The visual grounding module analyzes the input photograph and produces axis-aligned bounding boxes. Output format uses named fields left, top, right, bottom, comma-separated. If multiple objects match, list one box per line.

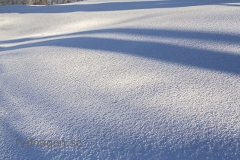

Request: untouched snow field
left=1, top=0, right=240, bottom=159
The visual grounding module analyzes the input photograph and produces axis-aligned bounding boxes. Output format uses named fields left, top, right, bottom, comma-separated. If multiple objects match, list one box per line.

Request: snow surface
left=0, top=0, right=240, bottom=159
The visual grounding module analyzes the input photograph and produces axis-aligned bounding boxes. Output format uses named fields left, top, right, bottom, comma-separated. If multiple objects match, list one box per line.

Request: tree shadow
left=2, top=78, right=240, bottom=159
left=1, top=28, right=240, bottom=44
left=1, top=26, right=240, bottom=159
left=1, top=28, right=240, bottom=75
left=0, top=64, right=4, bottom=74
left=0, top=120, right=47, bottom=160
left=0, top=0, right=239, bottom=14
left=160, top=137, right=240, bottom=160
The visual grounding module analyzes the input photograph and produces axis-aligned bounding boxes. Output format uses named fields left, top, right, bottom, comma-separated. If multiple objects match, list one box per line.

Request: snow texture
left=0, top=0, right=240, bottom=159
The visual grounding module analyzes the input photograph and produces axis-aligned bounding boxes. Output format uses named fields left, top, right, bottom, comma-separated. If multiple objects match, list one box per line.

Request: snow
left=0, top=0, right=240, bottom=159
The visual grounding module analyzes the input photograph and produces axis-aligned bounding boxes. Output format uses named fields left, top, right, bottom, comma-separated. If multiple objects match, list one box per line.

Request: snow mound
left=0, top=0, right=240, bottom=159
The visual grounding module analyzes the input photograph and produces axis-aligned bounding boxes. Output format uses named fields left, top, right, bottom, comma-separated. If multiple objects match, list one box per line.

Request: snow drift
left=0, top=0, right=240, bottom=159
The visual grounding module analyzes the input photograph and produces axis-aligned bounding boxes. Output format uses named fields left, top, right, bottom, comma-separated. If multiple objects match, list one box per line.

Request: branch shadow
left=0, top=0, right=240, bottom=14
